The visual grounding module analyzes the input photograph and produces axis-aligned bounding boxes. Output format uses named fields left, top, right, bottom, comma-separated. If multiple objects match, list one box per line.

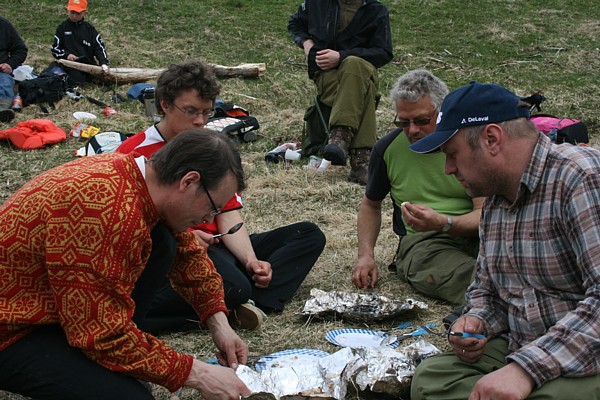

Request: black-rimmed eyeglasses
left=173, top=103, right=215, bottom=119
left=393, top=113, right=435, bottom=128
left=199, top=179, right=222, bottom=217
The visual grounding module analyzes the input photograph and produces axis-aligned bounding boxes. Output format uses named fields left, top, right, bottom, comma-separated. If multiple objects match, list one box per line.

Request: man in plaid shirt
left=409, top=82, right=600, bottom=399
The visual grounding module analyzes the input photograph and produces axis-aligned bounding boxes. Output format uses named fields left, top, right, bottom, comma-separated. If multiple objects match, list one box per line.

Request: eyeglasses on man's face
left=393, top=113, right=436, bottom=128
left=173, top=103, right=215, bottom=119
left=199, top=179, right=222, bottom=217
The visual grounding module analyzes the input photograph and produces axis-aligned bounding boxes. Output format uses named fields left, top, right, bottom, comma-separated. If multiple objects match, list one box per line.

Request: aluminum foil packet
left=302, top=289, right=428, bottom=321
left=238, top=339, right=439, bottom=400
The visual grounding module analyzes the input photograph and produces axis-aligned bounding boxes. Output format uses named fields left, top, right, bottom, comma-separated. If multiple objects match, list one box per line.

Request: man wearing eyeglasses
left=288, top=0, right=393, bottom=185
left=351, top=69, right=482, bottom=306
left=0, top=130, right=252, bottom=399
left=118, top=61, right=326, bottom=333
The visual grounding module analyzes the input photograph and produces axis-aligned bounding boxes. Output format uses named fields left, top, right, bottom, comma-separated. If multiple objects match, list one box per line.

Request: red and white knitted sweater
left=0, top=153, right=227, bottom=391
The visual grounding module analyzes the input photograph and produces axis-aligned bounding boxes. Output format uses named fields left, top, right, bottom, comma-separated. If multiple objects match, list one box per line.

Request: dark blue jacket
left=288, top=0, right=393, bottom=78
left=0, top=17, right=28, bottom=70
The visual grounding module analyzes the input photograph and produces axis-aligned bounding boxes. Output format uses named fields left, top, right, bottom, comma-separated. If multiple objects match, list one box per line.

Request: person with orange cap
left=51, top=0, right=110, bottom=85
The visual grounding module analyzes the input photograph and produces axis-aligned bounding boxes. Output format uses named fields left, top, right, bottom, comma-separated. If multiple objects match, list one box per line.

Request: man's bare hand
left=302, top=39, right=315, bottom=58
left=469, top=363, right=535, bottom=400
left=247, top=260, right=272, bottom=288
left=192, top=229, right=214, bottom=248
left=402, top=203, right=446, bottom=232
left=206, top=312, right=248, bottom=369
left=315, top=49, right=341, bottom=70
left=448, top=315, right=487, bottom=362
left=184, top=359, right=251, bottom=400
left=352, top=256, right=378, bottom=289
left=0, top=63, right=12, bottom=74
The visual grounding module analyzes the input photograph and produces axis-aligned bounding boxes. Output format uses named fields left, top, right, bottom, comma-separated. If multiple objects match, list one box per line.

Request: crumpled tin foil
left=302, top=289, right=428, bottom=321
left=238, top=339, right=439, bottom=400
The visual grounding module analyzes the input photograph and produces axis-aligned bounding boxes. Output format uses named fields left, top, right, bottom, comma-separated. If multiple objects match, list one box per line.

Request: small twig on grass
left=499, top=60, right=539, bottom=67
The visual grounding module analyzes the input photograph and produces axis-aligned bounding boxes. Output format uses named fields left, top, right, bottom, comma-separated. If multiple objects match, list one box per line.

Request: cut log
left=56, top=60, right=266, bottom=83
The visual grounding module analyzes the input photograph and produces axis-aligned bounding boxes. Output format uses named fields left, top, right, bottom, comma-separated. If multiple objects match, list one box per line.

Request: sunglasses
left=393, top=113, right=435, bottom=128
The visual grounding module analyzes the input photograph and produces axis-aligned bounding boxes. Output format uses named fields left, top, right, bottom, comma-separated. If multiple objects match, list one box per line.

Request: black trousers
left=137, top=221, right=326, bottom=333
left=0, top=223, right=176, bottom=399
left=0, top=326, right=154, bottom=400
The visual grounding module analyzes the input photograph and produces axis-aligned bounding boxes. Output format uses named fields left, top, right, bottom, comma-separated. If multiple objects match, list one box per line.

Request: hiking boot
left=228, top=300, right=266, bottom=331
left=347, top=148, right=371, bottom=185
left=0, top=99, right=15, bottom=123
left=323, top=126, right=353, bottom=165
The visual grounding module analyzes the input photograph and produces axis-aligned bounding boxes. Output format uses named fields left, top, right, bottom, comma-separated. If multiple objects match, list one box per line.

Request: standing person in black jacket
left=0, top=17, right=28, bottom=123
left=51, top=0, right=110, bottom=85
left=288, top=0, right=393, bottom=185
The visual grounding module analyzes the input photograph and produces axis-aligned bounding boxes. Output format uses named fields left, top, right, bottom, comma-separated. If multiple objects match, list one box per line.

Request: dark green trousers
left=313, top=56, right=378, bottom=149
left=395, top=231, right=478, bottom=306
left=412, top=338, right=600, bottom=399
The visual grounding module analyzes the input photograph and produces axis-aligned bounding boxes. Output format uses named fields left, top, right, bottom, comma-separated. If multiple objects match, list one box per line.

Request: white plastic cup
left=317, top=159, right=331, bottom=172
left=284, top=149, right=301, bottom=161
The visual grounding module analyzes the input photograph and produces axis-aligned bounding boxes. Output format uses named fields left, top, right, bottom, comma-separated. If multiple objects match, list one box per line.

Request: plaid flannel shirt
left=466, top=134, right=600, bottom=387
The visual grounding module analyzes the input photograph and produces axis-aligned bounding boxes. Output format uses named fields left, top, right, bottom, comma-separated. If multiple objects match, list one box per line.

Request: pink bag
left=530, top=114, right=589, bottom=145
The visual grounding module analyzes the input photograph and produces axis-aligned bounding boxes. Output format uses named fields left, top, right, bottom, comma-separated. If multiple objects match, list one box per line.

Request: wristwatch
left=441, top=216, right=453, bottom=232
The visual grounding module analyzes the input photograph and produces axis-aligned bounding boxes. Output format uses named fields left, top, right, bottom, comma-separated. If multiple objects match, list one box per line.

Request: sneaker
left=347, top=148, right=371, bottom=185
left=323, top=126, right=353, bottom=165
left=229, top=300, right=266, bottom=330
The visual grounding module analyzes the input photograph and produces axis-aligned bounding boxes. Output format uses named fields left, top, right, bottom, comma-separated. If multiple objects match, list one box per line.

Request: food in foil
left=302, top=289, right=428, bottom=321
left=238, top=339, right=439, bottom=399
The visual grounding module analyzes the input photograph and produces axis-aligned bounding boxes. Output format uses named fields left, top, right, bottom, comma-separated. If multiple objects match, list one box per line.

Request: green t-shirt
left=382, top=132, right=473, bottom=234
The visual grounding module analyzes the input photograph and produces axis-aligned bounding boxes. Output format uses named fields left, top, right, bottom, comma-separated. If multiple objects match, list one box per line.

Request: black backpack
left=205, top=102, right=259, bottom=143
left=18, top=73, right=68, bottom=113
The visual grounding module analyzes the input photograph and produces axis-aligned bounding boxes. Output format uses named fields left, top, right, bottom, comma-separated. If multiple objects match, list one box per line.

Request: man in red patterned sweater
left=0, top=130, right=252, bottom=399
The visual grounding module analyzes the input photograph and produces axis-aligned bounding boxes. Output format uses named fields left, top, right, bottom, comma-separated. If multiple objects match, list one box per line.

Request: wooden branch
left=56, top=59, right=266, bottom=83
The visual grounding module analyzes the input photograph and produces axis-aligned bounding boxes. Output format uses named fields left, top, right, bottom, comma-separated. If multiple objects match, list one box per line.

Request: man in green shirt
left=352, top=70, right=482, bottom=306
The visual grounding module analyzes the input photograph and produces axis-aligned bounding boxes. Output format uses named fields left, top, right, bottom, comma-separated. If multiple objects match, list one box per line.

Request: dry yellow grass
left=1, top=0, right=598, bottom=398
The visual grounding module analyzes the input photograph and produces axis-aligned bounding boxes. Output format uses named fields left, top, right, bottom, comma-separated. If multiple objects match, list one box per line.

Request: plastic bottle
left=11, top=93, right=22, bottom=111
left=264, top=142, right=300, bottom=163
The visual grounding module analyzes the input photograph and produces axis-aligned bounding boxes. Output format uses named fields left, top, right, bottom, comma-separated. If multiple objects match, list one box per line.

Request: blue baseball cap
left=409, top=82, right=531, bottom=153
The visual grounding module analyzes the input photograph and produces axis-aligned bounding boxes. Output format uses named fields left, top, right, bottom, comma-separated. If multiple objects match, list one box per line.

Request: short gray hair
left=390, top=69, right=449, bottom=111
left=462, top=118, right=538, bottom=150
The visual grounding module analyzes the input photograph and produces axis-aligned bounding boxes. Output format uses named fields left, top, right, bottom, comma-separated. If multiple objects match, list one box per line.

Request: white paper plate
left=325, top=328, right=399, bottom=349
left=73, top=111, right=97, bottom=120
left=254, top=348, right=329, bottom=372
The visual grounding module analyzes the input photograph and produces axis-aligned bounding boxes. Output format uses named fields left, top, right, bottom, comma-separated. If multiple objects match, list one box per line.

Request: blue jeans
left=0, top=72, right=15, bottom=102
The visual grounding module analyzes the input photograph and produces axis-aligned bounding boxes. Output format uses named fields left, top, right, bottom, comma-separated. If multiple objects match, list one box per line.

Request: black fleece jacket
left=0, top=17, right=28, bottom=70
left=288, top=0, right=393, bottom=78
